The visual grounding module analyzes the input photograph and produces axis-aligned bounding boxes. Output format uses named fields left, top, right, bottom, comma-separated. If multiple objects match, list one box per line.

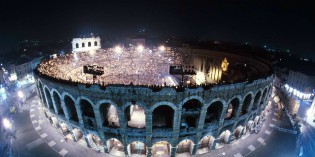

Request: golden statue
left=221, top=58, right=229, bottom=72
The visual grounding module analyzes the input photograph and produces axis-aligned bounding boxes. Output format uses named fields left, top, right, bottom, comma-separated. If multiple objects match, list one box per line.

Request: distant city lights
left=114, top=46, right=122, bottom=53
left=137, top=45, right=144, bottom=52
left=284, top=84, right=312, bottom=100
left=159, top=45, right=166, bottom=51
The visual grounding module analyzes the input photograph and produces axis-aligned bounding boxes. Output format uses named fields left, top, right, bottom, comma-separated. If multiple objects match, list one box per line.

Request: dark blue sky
left=0, top=0, right=314, bottom=58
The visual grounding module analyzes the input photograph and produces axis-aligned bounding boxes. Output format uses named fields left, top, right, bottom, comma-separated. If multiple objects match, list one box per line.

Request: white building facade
left=72, top=37, right=101, bottom=52
left=285, top=70, right=315, bottom=99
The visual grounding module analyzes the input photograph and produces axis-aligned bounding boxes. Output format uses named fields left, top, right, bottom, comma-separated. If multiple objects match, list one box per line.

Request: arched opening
left=205, top=101, right=223, bottom=124
left=125, top=103, right=146, bottom=128
left=87, top=134, right=104, bottom=151
left=88, top=42, right=91, bottom=47
left=82, top=43, right=85, bottom=47
left=225, top=98, right=240, bottom=120
left=107, top=138, right=124, bottom=156
left=247, top=120, right=254, bottom=133
left=152, top=141, right=171, bottom=156
left=241, top=94, right=252, bottom=115
left=75, top=43, right=79, bottom=48
left=100, top=103, right=120, bottom=128
left=44, top=88, right=54, bottom=112
left=128, top=141, right=147, bottom=156
left=152, top=105, right=174, bottom=128
left=64, top=95, right=78, bottom=122
left=196, top=136, right=215, bottom=155
left=219, top=130, right=231, bottom=143
left=94, top=41, right=98, bottom=46
left=53, top=91, right=64, bottom=116
left=181, top=99, right=202, bottom=130
left=176, top=140, right=194, bottom=156
left=233, top=125, right=244, bottom=139
left=80, top=99, right=96, bottom=128
left=72, top=128, right=87, bottom=146
left=252, top=91, right=262, bottom=110
left=60, top=122, right=71, bottom=137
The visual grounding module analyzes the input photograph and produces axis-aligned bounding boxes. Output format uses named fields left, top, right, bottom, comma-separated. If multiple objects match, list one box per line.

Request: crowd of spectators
left=37, top=48, right=184, bottom=86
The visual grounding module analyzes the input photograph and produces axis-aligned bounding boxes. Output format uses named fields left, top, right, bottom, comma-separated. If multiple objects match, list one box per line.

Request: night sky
left=0, top=0, right=314, bottom=59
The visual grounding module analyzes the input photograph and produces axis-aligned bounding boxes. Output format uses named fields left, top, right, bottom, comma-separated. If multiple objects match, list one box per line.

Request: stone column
left=60, top=99, right=70, bottom=120
left=171, top=110, right=181, bottom=157
left=75, top=105, right=84, bottom=125
left=93, top=108, right=103, bottom=130
left=145, top=109, right=152, bottom=155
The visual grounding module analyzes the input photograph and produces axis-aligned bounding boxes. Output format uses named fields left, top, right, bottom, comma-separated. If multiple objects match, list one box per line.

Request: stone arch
left=44, top=87, right=54, bottom=112
left=176, top=139, right=194, bottom=155
left=240, top=92, right=253, bottom=115
left=152, top=105, right=174, bottom=128
left=63, top=93, right=78, bottom=122
left=152, top=141, right=171, bottom=156
left=106, top=138, right=124, bottom=156
left=88, top=42, right=91, bottom=47
left=252, top=90, right=262, bottom=110
left=205, top=99, right=224, bottom=124
left=94, top=41, right=98, bottom=46
left=123, top=101, right=146, bottom=128
left=82, top=42, right=85, bottom=47
left=97, top=100, right=121, bottom=128
left=127, top=141, right=147, bottom=156
left=179, top=96, right=204, bottom=109
left=196, top=135, right=215, bottom=155
left=181, top=98, right=202, bottom=128
left=86, top=133, right=104, bottom=151
left=219, top=130, right=231, bottom=143
left=51, top=89, right=65, bottom=116
left=225, top=97, right=241, bottom=119
left=79, top=98, right=96, bottom=128
left=76, top=43, right=79, bottom=48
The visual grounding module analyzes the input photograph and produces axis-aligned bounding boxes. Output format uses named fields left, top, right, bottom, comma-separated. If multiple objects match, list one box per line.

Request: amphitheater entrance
left=196, top=135, right=215, bottom=155
left=240, top=94, right=252, bottom=115
left=181, top=99, right=201, bottom=131
left=125, top=104, right=146, bottom=128
left=72, top=128, right=87, bottom=146
left=233, top=125, right=244, bottom=139
left=128, top=141, right=147, bottom=156
left=205, top=101, right=223, bottom=125
left=176, top=140, right=194, bottom=156
left=86, top=134, right=104, bottom=152
left=53, top=92, right=65, bottom=117
left=64, top=95, right=78, bottom=122
left=100, top=103, right=120, bottom=127
left=152, top=105, right=174, bottom=128
left=59, top=122, right=71, bottom=137
left=219, top=130, right=231, bottom=143
left=106, top=138, right=124, bottom=156
left=80, top=100, right=96, bottom=129
left=152, top=141, right=171, bottom=157
left=225, top=98, right=240, bottom=120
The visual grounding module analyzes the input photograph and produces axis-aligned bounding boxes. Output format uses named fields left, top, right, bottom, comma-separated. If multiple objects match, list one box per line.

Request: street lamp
left=17, top=91, right=24, bottom=98
left=114, top=46, right=122, bottom=54
left=159, top=45, right=165, bottom=51
left=3, top=118, right=12, bottom=130
left=137, top=45, right=144, bottom=52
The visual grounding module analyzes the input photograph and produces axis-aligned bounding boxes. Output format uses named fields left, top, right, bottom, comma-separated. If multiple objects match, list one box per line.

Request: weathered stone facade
left=34, top=72, right=274, bottom=156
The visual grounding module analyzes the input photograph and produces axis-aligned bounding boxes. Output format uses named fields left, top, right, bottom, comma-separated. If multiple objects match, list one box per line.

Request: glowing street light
left=137, top=45, right=144, bottom=52
left=3, top=118, right=11, bottom=129
left=114, top=46, right=122, bottom=53
left=159, top=45, right=166, bottom=51
left=17, top=91, right=24, bottom=98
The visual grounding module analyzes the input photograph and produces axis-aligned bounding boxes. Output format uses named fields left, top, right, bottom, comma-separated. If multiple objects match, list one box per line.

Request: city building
left=34, top=39, right=274, bottom=157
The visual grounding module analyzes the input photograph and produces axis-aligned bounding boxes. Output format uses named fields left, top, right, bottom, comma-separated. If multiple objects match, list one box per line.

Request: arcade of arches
left=38, top=81, right=271, bottom=156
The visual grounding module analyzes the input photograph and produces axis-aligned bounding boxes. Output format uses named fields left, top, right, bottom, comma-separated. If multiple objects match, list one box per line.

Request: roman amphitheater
left=34, top=37, right=274, bottom=157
